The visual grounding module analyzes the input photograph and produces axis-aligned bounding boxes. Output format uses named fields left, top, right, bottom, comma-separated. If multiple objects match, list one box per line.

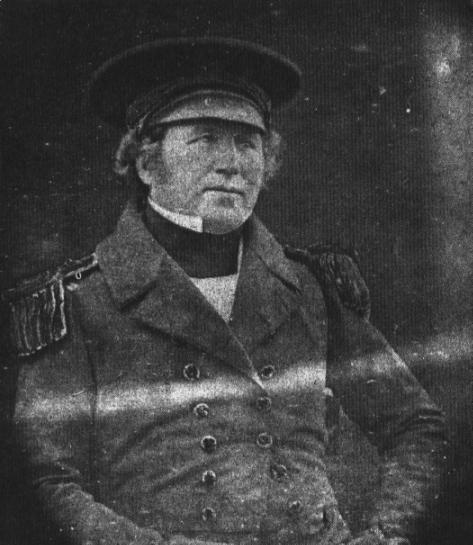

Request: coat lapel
left=230, top=217, right=302, bottom=355
left=96, top=204, right=263, bottom=386
left=130, top=256, right=263, bottom=386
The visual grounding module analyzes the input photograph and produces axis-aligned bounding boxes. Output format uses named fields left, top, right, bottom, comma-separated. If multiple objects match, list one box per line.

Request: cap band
left=127, top=73, right=271, bottom=132
left=139, top=90, right=267, bottom=134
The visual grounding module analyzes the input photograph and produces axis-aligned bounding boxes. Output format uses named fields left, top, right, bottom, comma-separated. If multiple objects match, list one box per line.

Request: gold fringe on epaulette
left=284, top=245, right=371, bottom=320
left=8, top=277, right=67, bottom=357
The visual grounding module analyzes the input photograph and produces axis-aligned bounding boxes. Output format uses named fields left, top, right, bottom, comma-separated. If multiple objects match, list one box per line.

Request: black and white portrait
left=1, top=2, right=472, bottom=545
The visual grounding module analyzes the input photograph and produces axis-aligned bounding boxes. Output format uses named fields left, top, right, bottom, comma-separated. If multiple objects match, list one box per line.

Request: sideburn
left=127, top=167, right=149, bottom=212
left=133, top=144, right=171, bottom=211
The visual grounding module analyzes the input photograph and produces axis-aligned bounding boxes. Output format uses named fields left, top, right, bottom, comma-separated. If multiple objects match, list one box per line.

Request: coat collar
left=96, top=203, right=302, bottom=384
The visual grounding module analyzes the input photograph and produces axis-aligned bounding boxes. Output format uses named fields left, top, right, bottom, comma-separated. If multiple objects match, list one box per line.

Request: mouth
left=205, top=187, right=244, bottom=196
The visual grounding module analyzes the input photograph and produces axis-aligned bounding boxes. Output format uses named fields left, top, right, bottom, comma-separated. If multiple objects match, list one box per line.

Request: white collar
left=147, top=197, right=204, bottom=233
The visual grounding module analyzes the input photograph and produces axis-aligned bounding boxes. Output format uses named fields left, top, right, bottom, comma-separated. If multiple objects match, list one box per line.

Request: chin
left=202, top=208, right=249, bottom=235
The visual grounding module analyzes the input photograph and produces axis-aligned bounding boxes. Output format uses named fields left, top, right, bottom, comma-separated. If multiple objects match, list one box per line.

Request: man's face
left=140, top=120, right=265, bottom=234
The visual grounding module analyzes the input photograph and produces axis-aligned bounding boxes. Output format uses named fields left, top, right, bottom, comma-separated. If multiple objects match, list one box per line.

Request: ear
left=136, top=155, right=153, bottom=187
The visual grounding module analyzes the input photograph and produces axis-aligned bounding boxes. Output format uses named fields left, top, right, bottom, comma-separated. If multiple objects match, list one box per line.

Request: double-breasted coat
left=12, top=203, right=447, bottom=545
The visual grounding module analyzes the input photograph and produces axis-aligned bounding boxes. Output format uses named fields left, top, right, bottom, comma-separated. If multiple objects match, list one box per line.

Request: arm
left=12, top=290, right=223, bottom=545
left=327, top=307, right=448, bottom=544
left=286, top=247, right=449, bottom=545
left=13, top=293, right=164, bottom=545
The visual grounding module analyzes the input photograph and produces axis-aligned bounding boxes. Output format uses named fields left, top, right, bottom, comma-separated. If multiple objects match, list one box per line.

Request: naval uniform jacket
left=13, top=204, right=447, bottom=545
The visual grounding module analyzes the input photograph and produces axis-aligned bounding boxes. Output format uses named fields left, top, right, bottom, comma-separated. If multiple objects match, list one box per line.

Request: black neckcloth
left=144, top=203, right=243, bottom=278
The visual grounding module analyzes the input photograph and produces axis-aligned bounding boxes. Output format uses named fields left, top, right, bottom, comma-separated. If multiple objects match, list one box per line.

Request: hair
left=114, top=122, right=283, bottom=209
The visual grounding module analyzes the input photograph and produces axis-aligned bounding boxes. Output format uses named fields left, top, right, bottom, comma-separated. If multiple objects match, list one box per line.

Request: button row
left=192, top=396, right=271, bottom=419
left=200, top=499, right=304, bottom=523
left=200, top=433, right=275, bottom=452
left=199, top=463, right=286, bottom=489
left=183, top=364, right=277, bottom=382
left=187, top=360, right=290, bottom=526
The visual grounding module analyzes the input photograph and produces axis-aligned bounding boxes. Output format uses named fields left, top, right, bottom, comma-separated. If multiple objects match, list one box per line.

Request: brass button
left=201, top=469, right=217, bottom=486
left=183, top=363, right=200, bottom=381
left=288, top=500, right=303, bottom=515
left=256, top=432, right=273, bottom=449
left=256, top=396, right=272, bottom=411
left=270, top=463, right=288, bottom=479
left=259, top=365, right=275, bottom=380
left=201, top=507, right=217, bottom=522
left=193, top=403, right=210, bottom=417
left=200, top=435, right=217, bottom=453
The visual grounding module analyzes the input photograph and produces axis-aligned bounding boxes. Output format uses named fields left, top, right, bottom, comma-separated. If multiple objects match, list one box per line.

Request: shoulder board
left=284, top=244, right=370, bottom=319
left=1, top=253, right=99, bottom=357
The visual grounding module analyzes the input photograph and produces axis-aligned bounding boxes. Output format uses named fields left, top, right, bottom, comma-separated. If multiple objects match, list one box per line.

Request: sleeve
left=12, top=292, right=164, bottom=545
left=321, top=259, right=449, bottom=544
left=285, top=246, right=449, bottom=544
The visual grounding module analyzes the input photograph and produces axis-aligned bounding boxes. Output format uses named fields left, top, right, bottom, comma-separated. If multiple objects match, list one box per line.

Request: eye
left=188, top=133, right=216, bottom=145
left=235, top=134, right=259, bottom=150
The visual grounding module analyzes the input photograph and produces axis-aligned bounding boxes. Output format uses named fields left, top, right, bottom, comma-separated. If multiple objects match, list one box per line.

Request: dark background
left=1, top=0, right=472, bottom=543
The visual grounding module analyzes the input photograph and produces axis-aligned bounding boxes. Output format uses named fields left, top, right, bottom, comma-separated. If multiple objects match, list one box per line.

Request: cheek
left=243, top=154, right=265, bottom=183
left=166, top=149, right=210, bottom=183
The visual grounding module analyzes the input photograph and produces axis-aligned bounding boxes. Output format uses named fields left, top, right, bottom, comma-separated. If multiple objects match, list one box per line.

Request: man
left=6, top=38, right=447, bottom=545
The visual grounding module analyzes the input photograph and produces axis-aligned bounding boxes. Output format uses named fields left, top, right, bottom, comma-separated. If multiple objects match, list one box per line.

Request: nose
left=214, top=139, right=241, bottom=177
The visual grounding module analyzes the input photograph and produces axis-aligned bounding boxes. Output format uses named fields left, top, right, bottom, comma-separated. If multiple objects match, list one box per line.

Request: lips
left=205, top=187, right=244, bottom=195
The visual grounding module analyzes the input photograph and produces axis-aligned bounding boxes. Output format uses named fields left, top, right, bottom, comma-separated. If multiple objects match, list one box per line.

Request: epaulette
left=284, top=244, right=370, bottom=319
left=1, top=253, right=99, bottom=357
